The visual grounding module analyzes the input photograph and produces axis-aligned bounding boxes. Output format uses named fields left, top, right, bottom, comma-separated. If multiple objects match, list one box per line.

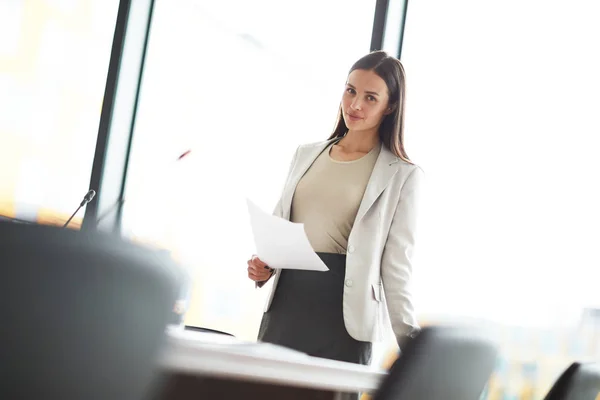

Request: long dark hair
left=328, top=51, right=410, bottom=162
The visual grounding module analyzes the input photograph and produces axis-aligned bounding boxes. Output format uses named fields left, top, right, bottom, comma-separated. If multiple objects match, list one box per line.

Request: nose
left=350, top=97, right=362, bottom=111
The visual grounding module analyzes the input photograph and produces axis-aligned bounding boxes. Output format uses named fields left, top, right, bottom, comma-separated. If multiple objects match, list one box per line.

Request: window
left=122, top=0, right=377, bottom=340
left=0, top=1, right=118, bottom=228
left=403, top=0, right=600, bottom=324
left=401, top=0, right=600, bottom=396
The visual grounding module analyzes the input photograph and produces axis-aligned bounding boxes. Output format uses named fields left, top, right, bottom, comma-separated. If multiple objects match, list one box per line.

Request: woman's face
left=341, top=69, right=391, bottom=134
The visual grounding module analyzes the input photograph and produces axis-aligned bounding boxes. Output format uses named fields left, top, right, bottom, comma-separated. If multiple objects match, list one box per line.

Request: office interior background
left=1, top=0, right=599, bottom=398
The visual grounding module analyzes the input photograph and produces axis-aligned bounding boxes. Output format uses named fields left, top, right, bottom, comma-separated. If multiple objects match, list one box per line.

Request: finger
left=248, top=267, right=268, bottom=279
left=248, top=264, right=262, bottom=274
left=248, top=268, right=260, bottom=280
left=248, top=271, right=269, bottom=282
left=249, top=269, right=269, bottom=281
left=254, top=260, right=271, bottom=270
left=250, top=262, right=270, bottom=273
left=252, top=257, right=269, bottom=268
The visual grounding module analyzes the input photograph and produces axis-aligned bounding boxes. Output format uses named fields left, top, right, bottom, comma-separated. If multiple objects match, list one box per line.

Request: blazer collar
left=354, top=143, right=400, bottom=223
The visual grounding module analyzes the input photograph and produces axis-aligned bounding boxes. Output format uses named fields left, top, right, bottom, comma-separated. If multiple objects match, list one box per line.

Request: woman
left=247, top=50, right=422, bottom=368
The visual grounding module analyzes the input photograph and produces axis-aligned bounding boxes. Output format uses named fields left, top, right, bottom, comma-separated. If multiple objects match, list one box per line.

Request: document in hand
left=246, top=199, right=329, bottom=271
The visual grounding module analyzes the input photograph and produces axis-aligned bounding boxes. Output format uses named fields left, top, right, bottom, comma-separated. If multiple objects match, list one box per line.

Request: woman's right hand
left=247, top=256, right=273, bottom=282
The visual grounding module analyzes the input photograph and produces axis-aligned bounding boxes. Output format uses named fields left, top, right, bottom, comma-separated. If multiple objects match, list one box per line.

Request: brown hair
left=328, top=50, right=410, bottom=162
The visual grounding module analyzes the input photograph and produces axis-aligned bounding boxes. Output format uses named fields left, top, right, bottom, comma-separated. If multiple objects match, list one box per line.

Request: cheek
left=365, top=105, right=387, bottom=123
left=341, top=95, right=351, bottom=111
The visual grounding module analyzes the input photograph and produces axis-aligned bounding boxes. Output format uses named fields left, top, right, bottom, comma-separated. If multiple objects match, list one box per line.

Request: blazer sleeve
left=380, top=166, right=423, bottom=343
left=256, top=146, right=300, bottom=289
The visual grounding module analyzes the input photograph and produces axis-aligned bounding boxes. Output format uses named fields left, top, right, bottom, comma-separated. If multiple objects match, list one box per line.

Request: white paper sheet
left=246, top=199, right=329, bottom=271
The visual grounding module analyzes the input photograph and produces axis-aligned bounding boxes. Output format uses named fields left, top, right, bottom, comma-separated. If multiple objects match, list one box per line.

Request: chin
left=343, top=118, right=359, bottom=128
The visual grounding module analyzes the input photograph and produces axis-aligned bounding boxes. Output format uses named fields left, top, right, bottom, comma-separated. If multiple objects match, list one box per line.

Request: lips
left=346, top=112, right=362, bottom=121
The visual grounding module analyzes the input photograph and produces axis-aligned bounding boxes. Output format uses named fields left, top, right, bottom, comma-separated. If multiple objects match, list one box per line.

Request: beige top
left=290, top=142, right=381, bottom=254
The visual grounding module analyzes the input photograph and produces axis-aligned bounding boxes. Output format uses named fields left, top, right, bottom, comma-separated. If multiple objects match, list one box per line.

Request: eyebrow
left=347, top=83, right=380, bottom=97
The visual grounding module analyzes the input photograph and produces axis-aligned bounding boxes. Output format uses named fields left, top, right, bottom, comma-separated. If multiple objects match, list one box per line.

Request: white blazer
left=260, top=137, right=423, bottom=344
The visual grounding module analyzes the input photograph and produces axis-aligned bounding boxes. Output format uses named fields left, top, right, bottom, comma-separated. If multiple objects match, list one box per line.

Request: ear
left=384, top=103, right=397, bottom=115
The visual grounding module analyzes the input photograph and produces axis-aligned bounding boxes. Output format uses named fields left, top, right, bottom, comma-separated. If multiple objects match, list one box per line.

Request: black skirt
left=257, top=253, right=372, bottom=366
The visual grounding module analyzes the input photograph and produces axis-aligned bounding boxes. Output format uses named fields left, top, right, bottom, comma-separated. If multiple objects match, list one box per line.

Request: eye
left=346, top=87, right=356, bottom=95
left=367, top=95, right=376, bottom=102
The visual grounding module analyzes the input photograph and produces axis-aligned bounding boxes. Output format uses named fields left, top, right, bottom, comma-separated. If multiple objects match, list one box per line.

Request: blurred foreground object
left=543, top=362, right=600, bottom=400
left=0, top=221, right=181, bottom=399
left=372, top=326, right=498, bottom=400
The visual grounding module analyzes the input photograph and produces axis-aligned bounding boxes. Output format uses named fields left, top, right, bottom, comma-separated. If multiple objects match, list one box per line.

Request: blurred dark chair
left=543, top=362, right=600, bottom=400
left=0, top=221, right=181, bottom=400
left=373, top=326, right=498, bottom=400
left=185, top=325, right=234, bottom=337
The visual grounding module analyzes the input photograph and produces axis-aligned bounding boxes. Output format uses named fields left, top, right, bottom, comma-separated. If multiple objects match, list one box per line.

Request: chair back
left=0, top=221, right=180, bottom=400
left=373, top=326, right=498, bottom=400
left=543, top=362, right=600, bottom=400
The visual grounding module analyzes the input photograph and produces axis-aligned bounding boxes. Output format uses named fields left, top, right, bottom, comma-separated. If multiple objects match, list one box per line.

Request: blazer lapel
left=280, top=138, right=340, bottom=220
left=354, top=145, right=401, bottom=224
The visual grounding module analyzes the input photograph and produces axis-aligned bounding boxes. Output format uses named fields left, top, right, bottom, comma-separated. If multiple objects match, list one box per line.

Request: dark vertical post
left=82, top=0, right=155, bottom=234
left=371, top=0, right=390, bottom=51
left=370, top=0, right=410, bottom=58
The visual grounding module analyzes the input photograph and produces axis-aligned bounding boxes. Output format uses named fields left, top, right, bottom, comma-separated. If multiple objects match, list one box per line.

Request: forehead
left=346, top=69, right=388, bottom=94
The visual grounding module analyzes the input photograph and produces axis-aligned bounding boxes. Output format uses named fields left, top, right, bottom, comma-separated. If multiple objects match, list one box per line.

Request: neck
left=338, top=129, right=380, bottom=153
